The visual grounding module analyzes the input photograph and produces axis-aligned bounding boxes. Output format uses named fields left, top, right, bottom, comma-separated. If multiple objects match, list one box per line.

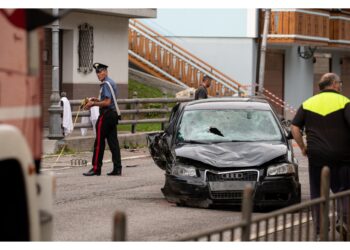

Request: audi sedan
left=147, top=97, right=301, bottom=208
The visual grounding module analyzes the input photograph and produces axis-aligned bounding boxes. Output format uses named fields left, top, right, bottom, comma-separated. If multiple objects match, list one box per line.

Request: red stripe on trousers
left=93, top=114, right=104, bottom=172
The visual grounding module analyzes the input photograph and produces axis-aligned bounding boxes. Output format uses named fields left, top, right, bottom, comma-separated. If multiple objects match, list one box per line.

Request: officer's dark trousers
left=308, top=151, right=350, bottom=234
left=92, top=109, right=122, bottom=172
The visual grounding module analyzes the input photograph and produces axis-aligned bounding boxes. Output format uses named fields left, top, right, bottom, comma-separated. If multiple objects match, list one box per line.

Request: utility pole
left=48, top=8, right=63, bottom=139
left=258, top=9, right=271, bottom=95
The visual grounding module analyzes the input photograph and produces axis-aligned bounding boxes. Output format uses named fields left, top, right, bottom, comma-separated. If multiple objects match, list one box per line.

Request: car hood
left=175, top=142, right=287, bottom=168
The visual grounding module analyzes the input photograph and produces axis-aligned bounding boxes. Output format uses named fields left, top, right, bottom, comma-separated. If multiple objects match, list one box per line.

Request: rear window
left=177, top=109, right=282, bottom=142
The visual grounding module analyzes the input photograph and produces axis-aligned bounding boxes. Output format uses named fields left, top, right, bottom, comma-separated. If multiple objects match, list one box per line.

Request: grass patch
left=55, top=145, right=76, bottom=155
left=128, top=79, right=174, bottom=99
left=120, top=79, right=174, bottom=132
left=127, top=79, right=175, bottom=115
left=118, top=123, right=162, bottom=132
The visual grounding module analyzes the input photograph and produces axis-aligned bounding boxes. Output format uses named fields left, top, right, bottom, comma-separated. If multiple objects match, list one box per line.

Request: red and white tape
left=251, top=83, right=297, bottom=114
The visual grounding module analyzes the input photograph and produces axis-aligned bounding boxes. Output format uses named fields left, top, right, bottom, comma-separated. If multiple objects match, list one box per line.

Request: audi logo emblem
left=222, top=173, right=244, bottom=179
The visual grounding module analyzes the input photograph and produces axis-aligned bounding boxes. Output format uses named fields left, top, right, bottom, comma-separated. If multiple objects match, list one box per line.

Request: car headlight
left=267, top=163, right=295, bottom=176
left=171, top=164, right=197, bottom=177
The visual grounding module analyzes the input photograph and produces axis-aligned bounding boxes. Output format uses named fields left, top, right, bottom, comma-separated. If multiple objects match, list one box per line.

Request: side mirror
left=281, top=119, right=292, bottom=128
left=281, top=119, right=293, bottom=140
left=285, top=130, right=293, bottom=140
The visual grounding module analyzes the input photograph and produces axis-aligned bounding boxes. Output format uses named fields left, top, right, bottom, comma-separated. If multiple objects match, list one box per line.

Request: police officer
left=291, top=72, right=350, bottom=239
left=83, top=63, right=123, bottom=176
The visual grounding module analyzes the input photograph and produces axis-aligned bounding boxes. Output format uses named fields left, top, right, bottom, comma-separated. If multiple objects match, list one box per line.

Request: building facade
left=140, top=9, right=259, bottom=88
left=43, top=9, right=156, bottom=127
left=265, top=9, right=350, bottom=118
left=139, top=9, right=350, bottom=118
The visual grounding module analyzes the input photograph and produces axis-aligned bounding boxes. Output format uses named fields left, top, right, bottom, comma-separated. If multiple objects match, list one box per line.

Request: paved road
left=46, top=146, right=310, bottom=241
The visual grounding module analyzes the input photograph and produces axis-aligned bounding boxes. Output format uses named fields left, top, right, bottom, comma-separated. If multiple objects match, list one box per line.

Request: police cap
left=93, top=62, right=108, bottom=73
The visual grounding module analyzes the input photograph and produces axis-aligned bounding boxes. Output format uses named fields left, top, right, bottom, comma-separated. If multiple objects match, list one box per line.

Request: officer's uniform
left=292, top=89, right=350, bottom=233
left=84, top=63, right=122, bottom=176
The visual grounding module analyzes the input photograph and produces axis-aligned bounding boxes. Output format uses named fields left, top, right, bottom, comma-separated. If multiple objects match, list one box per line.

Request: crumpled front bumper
left=162, top=173, right=301, bottom=208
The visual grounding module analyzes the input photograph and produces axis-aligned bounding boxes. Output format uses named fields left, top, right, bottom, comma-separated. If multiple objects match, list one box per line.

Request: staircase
left=128, top=19, right=245, bottom=96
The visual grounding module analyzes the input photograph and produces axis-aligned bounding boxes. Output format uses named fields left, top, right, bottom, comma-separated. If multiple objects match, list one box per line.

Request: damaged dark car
left=147, top=97, right=301, bottom=208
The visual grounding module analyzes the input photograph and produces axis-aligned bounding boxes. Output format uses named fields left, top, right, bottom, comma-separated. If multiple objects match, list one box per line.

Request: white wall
left=60, top=12, right=129, bottom=85
left=332, top=52, right=341, bottom=76
left=167, top=37, right=257, bottom=85
left=139, top=9, right=258, bottom=88
left=284, top=45, right=314, bottom=119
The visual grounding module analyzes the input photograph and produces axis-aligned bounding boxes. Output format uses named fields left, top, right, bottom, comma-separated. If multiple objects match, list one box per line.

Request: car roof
left=183, top=97, right=273, bottom=111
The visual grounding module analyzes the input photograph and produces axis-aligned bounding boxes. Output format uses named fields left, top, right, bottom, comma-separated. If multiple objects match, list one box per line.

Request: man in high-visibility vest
left=291, top=73, right=350, bottom=240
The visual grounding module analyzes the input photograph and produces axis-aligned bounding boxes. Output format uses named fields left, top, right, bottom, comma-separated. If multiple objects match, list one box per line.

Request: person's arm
left=291, top=125, right=307, bottom=156
left=85, top=98, right=111, bottom=109
left=345, top=102, right=350, bottom=127
left=85, top=84, right=112, bottom=109
left=291, top=105, right=307, bottom=156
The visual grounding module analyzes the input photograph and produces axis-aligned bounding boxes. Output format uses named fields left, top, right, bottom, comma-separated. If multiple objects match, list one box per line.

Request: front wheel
left=296, top=185, right=302, bottom=203
left=176, top=201, right=186, bottom=207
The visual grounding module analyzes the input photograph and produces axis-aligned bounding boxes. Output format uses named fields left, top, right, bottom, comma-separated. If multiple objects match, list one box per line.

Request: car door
left=147, top=132, right=169, bottom=170
left=147, top=103, right=182, bottom=171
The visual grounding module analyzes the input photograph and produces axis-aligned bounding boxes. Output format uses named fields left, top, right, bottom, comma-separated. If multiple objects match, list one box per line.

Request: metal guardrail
left=61, top=95, right=194, bottom=134
left=112, top=167, right=350, bottom=241
left=180, top=167, right=350, bottom=242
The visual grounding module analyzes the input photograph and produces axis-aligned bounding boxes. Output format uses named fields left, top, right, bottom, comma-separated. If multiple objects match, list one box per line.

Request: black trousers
left=308, top=151, right=350, bottom=233
left=92, top=109, right=122, bottom=172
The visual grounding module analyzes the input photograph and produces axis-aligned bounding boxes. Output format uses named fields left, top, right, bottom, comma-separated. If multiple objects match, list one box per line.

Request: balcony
left=330, top=11, right=350, bottom=47
left=261, top=9, right=350, bottom=48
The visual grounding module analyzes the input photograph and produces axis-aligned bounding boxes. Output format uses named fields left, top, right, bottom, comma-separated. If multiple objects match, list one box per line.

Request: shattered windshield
left=177, top=109, right=282, bottom=142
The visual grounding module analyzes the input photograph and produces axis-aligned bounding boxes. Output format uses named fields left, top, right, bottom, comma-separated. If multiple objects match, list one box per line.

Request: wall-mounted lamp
left=298, top=46, right=317, bottom=60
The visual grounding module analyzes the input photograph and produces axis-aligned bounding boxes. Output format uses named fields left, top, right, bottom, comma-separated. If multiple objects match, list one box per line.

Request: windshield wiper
left=182, top=140, right=208, bottom=144
left=209, top=127, right=224, bottom=137
left=209, top=140, right=246, bottom=143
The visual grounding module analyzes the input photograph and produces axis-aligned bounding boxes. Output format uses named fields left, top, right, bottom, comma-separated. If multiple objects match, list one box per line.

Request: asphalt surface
left=42, top=145, right=311, bottom=241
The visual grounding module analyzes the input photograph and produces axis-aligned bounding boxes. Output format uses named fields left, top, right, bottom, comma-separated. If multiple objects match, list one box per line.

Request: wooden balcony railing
left=262, top=9, right=350, bottom=48
left=128, top=19, right=244, bottom=97
left=330, top=11, right=350, bottom=47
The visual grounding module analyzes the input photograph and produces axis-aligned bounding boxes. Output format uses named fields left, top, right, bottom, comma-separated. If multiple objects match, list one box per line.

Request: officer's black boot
left=83, top=168, right=101, bottom=176
left=107, top=167, right=122, bottom=176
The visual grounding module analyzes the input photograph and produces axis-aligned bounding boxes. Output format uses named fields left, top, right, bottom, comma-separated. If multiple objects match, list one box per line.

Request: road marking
left=42, top=167, right=72, bottom=172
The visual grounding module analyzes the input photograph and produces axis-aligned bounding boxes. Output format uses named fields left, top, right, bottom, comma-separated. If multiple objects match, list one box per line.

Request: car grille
left=210, top=191, right=243, bottom=200
left=206, top=170, right=258, bottom=182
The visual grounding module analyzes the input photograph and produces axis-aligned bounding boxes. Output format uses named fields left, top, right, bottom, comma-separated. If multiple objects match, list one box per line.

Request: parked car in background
left=147, top=97, right=301, bottom=208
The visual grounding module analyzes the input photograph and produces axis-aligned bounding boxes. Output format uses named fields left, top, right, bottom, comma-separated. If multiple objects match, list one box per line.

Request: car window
left=165, top=103, right=182, bottom=135
left=168, top=103, right=180, bottom=122
left=177, top=109, right=282, bottom=142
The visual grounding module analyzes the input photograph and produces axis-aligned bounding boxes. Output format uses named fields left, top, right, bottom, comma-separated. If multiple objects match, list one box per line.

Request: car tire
left=176, top=201, right=187, bottom=207
left=296, top=185, right=302, bottom=203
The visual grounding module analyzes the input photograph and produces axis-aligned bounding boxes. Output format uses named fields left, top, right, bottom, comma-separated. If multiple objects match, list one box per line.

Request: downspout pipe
left=258, top=9, right=271, bottom=95
left=48, top=8, right=63, bottom=139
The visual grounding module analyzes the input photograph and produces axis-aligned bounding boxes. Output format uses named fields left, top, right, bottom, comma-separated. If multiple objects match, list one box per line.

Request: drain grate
left=70, top=159, right=88, bottom=167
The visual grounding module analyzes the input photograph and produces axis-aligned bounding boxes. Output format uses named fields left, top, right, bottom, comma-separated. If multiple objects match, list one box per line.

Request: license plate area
left=209, top=181, right=256, bottom=191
